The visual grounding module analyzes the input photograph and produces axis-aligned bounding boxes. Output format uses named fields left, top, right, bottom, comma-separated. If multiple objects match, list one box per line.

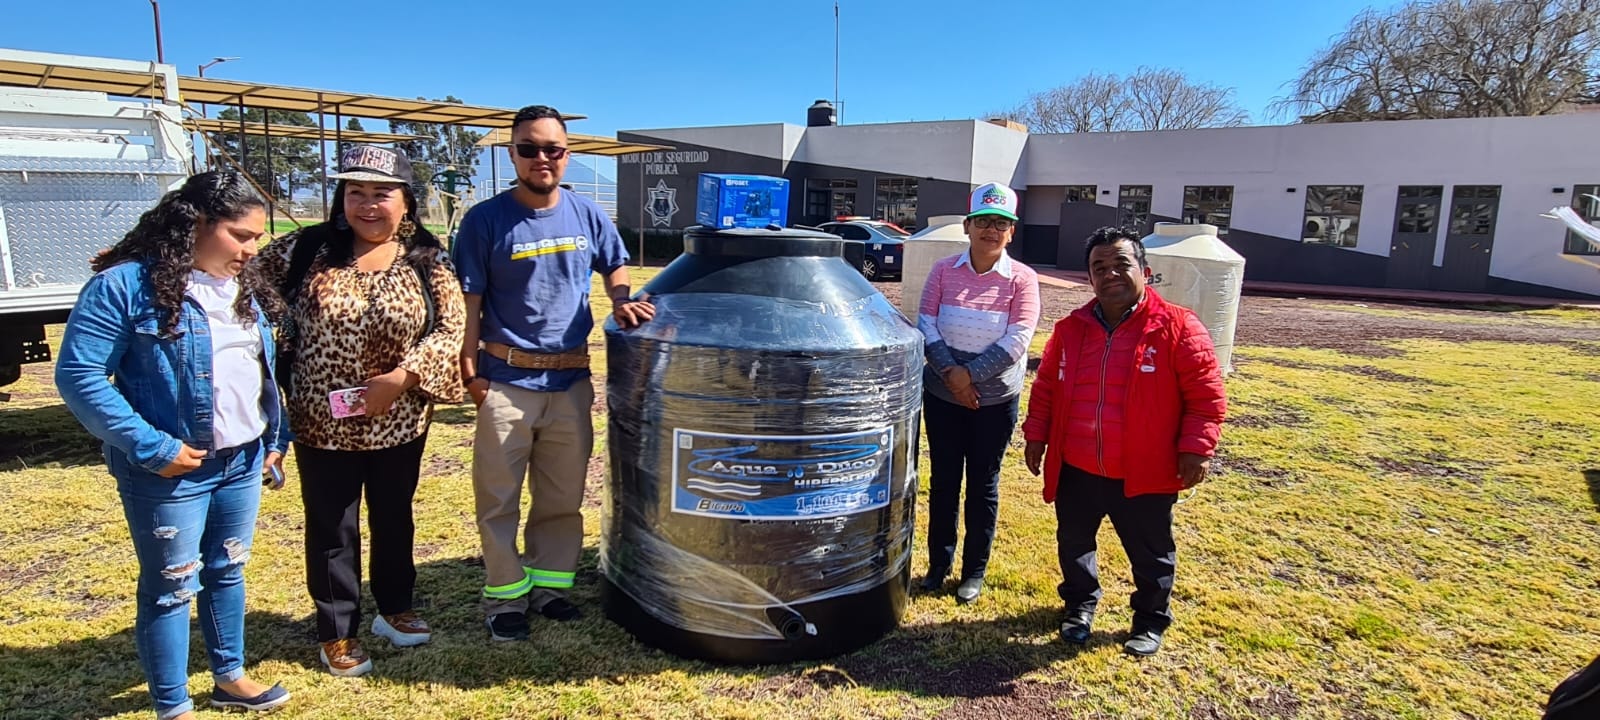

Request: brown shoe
left=373, top=611, right=432, bottom=647
left=319, top=638, right=373, bottom=677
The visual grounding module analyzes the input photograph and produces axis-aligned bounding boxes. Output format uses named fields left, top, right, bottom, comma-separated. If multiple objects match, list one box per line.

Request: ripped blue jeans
left=116, top=439, right=262, bottom=720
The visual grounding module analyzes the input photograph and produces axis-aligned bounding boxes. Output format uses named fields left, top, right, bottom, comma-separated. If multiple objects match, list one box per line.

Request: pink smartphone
left=328, top=387, right=368, bottom=419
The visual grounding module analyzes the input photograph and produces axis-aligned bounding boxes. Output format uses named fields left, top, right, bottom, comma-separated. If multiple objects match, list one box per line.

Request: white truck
left=0, top=50, right=190, bottom=390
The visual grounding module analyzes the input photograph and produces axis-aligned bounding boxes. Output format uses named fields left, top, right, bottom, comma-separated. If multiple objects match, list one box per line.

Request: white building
left=620, top=108, right=1600, bottom=299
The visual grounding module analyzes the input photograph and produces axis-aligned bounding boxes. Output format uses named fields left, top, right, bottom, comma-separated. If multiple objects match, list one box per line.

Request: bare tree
left=1126, top=68, right=1252, bottom=130
left=992, top=68, right=1249, bottom=133
left=1275, top=0, right=1600, bottom=122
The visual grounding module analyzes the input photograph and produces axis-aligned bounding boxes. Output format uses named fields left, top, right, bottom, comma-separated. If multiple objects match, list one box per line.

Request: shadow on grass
left=0, top=402, right=101, bottom=471
left=1585, top=469, right=1600, bottom=513
left=0, top=610, right=311, bottom=720
left=363, top=555, right=1087, bottom=702
left=1, top=550, right=1091, bottom=717
left=430, top=403, right=476, bottom=427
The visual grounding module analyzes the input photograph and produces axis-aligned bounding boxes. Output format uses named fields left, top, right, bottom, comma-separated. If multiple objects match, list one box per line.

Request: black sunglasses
left=514, top=143, right=569, bottom=160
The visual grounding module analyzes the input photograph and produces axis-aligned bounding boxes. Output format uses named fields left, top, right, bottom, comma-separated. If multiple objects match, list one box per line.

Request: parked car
left=818, top=220, right=908, bottom=281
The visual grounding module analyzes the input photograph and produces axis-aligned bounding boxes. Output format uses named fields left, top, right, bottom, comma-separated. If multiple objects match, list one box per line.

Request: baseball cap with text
left=967, top=182, right=1019, bottom=222
left=327, top=144, right=415, bottom=185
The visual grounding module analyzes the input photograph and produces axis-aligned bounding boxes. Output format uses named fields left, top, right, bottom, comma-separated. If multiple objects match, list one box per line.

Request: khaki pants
left=472, top=379, right=594, bottom=616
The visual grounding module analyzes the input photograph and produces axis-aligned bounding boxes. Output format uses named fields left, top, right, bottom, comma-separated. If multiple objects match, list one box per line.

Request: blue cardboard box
left=696, top=173, right=789, bottom=229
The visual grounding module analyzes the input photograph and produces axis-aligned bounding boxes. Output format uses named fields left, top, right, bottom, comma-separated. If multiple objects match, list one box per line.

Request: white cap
left=968, top=182, right=1019, bottom=221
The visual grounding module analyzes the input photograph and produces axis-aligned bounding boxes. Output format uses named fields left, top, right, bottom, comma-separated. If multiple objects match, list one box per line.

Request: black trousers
left=295, top=432, right=426, bottom=642
left=1055, top=462, right=1177, bottom=633
left=923, top=392, right=1019, bottom=581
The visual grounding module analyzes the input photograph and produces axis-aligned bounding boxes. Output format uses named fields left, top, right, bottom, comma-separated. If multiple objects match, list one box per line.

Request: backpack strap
left=410, top=259, right=436, bottom=338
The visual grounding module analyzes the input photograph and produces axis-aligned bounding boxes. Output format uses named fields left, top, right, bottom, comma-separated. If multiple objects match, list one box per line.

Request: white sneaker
left=373, top=612, right=432, bottom=648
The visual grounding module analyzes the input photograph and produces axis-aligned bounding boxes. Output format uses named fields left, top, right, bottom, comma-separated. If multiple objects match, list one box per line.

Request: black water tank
left=602, top=225, right=921, bottom=664
left=807, top=99, right=837, bottom=127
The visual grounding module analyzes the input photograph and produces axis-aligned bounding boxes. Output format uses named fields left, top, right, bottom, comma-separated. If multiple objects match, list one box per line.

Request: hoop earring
left=334, top=213, right=350, bottom=231
left=397, top=217, right=416, bottom=241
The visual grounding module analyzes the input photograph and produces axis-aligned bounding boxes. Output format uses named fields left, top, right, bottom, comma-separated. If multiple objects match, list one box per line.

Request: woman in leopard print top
left=254, top=145, right=464, bottom=677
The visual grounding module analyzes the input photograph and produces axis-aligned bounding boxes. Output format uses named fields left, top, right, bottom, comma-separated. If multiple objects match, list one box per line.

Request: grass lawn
left=2, top=268, right=1598, bottom=719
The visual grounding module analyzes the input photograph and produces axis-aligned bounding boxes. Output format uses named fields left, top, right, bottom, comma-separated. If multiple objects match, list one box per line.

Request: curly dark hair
left=296, top=180, right=443, bottom=270
left=1083, top=225, right=1147, bottom=268
left=92, top=170, right=285, bottom=337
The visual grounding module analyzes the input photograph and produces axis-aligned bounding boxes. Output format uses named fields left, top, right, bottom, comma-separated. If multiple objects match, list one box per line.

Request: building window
left=1183, top=185, right=1233, bottom=235
left=1064, top=185, right=1097, bottom=203
left=1449, top=185, right=1499, bottom=235
left=805, top=178, right=858, bottom=222
left=1564, top=184, right=1600, bottom=255
left=1302, top=185, right=1363, bottom=247
left=1119, top=185, right=1152, bottom=231
left=804, top=186, right=828, bottom=219
left=1398, top=186, right=1443, bottom=200
left=1395, top=186, right=1442, bottom=236
left=875, top=177, right=919, bottom=230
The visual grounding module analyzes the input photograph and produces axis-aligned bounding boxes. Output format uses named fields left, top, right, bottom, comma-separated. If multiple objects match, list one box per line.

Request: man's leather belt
left=483, top=342, right=590, bottom=370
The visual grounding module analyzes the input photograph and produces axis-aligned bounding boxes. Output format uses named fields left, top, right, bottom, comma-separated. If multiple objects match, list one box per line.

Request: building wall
left=615, top=131, right=782, bottom=234
left=619, top=114, right=1600, bottom=298
left=797, top=121, right=977, bottom=184
left=616, top=130, right=973, bottom=234
left=1023, top=114, right=1600, bottom=297
left=970, top=120, right=1029, bottom=188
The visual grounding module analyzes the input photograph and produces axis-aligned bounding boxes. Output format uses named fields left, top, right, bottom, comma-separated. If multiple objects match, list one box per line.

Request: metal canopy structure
left=1, top=48, right=662, bottom=234
left=0, top=48, right=177, bottom=102
left=174, top=76, right=585, bottom=126
left=474, top=127, right=673, bottom=156
left=0, top=50, right=581, bottom=126
left=184, top=117, right=420, bottom=144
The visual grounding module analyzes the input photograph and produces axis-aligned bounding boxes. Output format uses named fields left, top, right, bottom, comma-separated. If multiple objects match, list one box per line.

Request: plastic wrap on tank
left=601, top=229, right=923, bottom=658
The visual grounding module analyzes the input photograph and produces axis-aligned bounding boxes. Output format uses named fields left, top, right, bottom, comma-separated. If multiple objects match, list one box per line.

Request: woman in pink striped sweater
left=915, top=182, right=1041, bottom=604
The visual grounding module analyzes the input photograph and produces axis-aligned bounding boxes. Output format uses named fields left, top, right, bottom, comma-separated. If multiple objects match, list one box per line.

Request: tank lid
left=1152, top=222, right=1220, bottom=237
left=684, top=225, right=845, bottom=259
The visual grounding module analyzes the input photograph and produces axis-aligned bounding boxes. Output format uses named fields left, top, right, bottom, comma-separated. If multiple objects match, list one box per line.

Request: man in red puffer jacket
left=1023, top=225, right=1226, bottom=657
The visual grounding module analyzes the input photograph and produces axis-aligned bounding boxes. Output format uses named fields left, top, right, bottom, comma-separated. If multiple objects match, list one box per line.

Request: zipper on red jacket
left=1095, top=326, right=1115, bottom=477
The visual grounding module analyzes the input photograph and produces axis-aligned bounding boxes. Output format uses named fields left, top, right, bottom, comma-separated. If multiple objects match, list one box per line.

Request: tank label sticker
left=671, top=427, right=894, bottom=520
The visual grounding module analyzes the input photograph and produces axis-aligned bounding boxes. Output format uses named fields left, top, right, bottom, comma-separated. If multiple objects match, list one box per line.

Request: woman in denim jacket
left=55, top=171, right=292, bottom=719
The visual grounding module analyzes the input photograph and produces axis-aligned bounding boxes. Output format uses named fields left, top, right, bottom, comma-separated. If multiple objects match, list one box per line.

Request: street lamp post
left=198, top=57, right=239, bottom=77
left=148, top=1, right=164, bottom=63
left=197, top=56, right=239, bottom=115
left=196, top=57, right=239, bottom=170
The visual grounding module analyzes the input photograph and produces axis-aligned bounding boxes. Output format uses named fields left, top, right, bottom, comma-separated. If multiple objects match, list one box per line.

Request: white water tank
left=899, top=215, right=970, bottom=320
left=1141, top=223, right=1245, bottom=375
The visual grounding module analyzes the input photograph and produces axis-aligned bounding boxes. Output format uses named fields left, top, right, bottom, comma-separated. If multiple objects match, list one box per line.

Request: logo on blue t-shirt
left=510, top=235, right=590, bottom=260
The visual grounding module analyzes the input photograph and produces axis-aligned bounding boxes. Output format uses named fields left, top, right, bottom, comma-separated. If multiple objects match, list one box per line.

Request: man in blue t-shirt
left=454, top=104, right=655, bottom=642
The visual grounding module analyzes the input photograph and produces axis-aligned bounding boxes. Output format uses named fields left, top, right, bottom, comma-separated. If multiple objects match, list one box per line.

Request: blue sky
left=4, top=0, right=1379, bottom=182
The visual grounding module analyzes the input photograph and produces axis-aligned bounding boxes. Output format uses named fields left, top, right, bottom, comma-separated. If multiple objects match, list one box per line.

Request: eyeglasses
left=971, top=216, right=1015, bottom=231
left=514, top=143, right=569, bottom=160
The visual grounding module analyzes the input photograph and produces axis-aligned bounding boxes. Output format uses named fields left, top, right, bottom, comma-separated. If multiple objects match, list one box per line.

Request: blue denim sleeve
left=255, top=314, right=292, bottom=456
left=270, top=421, right=294, bottom=455
left=55, top=271, right=181, bottom=473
